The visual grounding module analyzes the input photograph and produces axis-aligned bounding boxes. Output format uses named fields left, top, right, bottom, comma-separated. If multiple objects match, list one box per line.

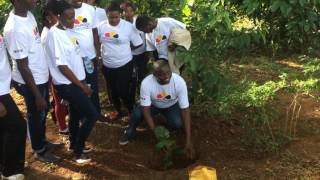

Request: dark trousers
left=130, top=53, right=148, bottom=101
left=54, top=84, right=98, bottom=155
left=126, top=103, right=183, bottom=138
left=102, top=60, right=134, bottom=114
left=0, top=94, right=26, bottom=177
left=85, top=57, right=101, bottom=114
left=14, top=82, right=48, bottom=153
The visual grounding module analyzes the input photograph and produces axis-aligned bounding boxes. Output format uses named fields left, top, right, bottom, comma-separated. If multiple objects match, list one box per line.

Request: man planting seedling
left=119, top=60, right=195, bottom=160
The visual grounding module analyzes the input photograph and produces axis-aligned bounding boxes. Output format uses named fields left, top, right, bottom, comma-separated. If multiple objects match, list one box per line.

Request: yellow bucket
left=189, top=165, right=217, bottom=180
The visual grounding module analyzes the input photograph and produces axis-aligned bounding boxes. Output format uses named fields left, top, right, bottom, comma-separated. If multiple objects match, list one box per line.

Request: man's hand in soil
left=0, top=102, right=7, bottom=118
left=184, top=142, right=195, bottom=159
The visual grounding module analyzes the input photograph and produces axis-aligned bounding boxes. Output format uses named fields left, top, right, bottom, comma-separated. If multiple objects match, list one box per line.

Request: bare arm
left=0, top=102, right=7, bottom=118
left=92, top=28, right=101, bottom=67
left=17, top=58, right=47, bottom=111
left=142, top=106, right=155, bottom=130
left=181, top=107, right=192, bottom=145
left=58, top=65, right=92, bottom=96
left=181, top=107, right=195, bottom=159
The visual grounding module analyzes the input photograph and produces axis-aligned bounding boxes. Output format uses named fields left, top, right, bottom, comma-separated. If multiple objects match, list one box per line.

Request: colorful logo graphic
left=105, top=32, right=119, bottom=38
left=156, top=91, right=171, bottom=100
left=71, top=37, right=79, bottom=45
left=155, top=34, right=166, bottom=44
left=74, top=16, right=88, bottom=25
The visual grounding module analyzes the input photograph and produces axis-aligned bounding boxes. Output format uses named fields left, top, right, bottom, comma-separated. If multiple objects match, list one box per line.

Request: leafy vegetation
left=1, top=0, right=320, bottom=153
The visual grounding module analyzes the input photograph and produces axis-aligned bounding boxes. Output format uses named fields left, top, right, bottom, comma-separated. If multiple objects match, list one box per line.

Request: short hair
left=153, top=60, right=171, bottom=73
left=50, top=0, right=73, bottom=16
left=121, top=1, right=135, bottom=11
left=107, top=1, right=122, bottom=13
left=135, top=15, right=152, bottom=31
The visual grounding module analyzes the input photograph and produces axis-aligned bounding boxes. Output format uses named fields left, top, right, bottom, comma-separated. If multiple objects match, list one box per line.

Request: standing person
left=97, top=2, right=142, bottom=119
left=4, top=0, right=59, bottom=163
left=83, top=0, right=107, bottom=24
left=42, top=0, right=69, bottom=135
left=0, top=34, right=26, bottom=180
left=135, top=15, right=186, bottom=60
left=46, top=0, right=102, bottom=164
left=121, top=1, right=148, bottom=98
left=68, top=0, right=101, bottom=115
left=119, top=60, right=195, bottom=159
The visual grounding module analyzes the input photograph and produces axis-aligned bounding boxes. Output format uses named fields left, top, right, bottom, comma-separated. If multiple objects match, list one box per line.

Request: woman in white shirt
left=97, top=2, right=142, bottom=119
left=45, top=0, right=100, bottom=164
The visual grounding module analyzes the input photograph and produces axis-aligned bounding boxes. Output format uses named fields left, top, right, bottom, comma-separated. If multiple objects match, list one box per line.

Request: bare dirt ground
left=11, top=59, right=320, bottom=179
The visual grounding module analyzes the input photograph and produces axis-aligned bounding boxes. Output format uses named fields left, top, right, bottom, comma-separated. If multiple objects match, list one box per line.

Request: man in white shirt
left=0, top=33, right=26, bottom=180
left=69, top=0, right=101, bottom=114
left=83, top=0, right=107, bottom=24
left=119, top=60, right=195, bottom=159
left=135, top=15, right=186, bottom=61
left=4, top=0, right=59, bottom=163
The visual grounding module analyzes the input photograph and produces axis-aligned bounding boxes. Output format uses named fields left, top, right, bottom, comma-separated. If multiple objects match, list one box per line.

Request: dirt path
left=8, top=90, right=318, bottom=179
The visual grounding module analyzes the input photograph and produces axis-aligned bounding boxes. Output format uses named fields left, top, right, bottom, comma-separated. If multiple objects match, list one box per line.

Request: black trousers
left=103, top=60, right=134, bottom=114
left=0, top=94, right=26, bottom=177
left=130, top=53, right=148, bottom=104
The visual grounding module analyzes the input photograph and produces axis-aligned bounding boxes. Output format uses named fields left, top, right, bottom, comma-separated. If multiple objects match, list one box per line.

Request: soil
left=10, top=65, right=320, bottom=179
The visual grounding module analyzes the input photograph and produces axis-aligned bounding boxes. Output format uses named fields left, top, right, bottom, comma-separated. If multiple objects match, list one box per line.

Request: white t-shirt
left=95, top=7, right=107, bottom=24
left=4, top=11, right=49, bottom=85
left=0, top=35, right=11, bottom=96
left=132, top=16, right=146, bottom=55
left=45, top=26, right=86, bottom=85
left=140, top=73, right=189, bottom=109
left=146, top=17, right=186, bottom=60
left=97, top=19, right=143, bottom=68
left=68, top=3, right=97, bottom=59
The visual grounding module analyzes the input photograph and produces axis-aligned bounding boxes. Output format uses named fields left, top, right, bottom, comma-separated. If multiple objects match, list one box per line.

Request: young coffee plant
left=153, top=126, right=182, bottom=169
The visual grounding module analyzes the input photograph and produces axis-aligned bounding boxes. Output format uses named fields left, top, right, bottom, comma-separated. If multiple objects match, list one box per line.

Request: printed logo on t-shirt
left=105, top=32, right=119, bottom=38
left=74, top=16, right=90, bottom=30
left=156, top=91, right=171, bottom=100
left=155, top=34, right=167, bottom=45
left=71, top=37, right=81, bottom=54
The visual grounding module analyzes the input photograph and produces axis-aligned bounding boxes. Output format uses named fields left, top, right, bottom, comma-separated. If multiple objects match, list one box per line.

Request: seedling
left=154, top=126, right=182, bottom=169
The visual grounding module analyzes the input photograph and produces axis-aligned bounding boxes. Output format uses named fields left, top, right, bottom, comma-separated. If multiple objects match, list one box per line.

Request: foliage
left=0, top=0, right=12, bottom=31
left=153, top=126, right=182, bottom=168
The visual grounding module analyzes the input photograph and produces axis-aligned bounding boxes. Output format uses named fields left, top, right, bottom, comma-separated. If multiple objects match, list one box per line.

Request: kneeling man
left=119, top=60, right=194, bottom=159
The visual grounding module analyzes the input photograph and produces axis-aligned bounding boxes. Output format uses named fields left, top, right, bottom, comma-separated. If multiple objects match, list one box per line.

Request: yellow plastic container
left=189, top=165, right=217, bottom=180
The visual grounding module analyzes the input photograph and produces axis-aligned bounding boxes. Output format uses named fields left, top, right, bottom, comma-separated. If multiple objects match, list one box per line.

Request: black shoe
left=45, top=141, right=62, bottom=152
left=119, top=130, right=129, bottom=145
left=68, top=146, right=93, bottom=154
left=74, top=154, right=91, bottom=164
left=34, top=151, right=60, bottom=163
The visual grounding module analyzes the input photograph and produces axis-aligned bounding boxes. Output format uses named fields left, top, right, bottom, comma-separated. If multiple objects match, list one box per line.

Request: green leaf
left=271, top=0, right=282, bottom=12
left=154, top=126, right=170, bottom=140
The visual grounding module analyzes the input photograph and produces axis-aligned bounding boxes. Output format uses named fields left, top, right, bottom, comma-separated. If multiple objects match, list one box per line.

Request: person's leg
left=129, top=57, right=138, bottom=109
left=103, top=66, right=122, bottom=115
left=116, top=60, right=134, bottom=113
left=85, top=57, right=101, bottom=114
left=38, top=83, right=49, bottom=144
left=14, top=82, right=46, bottom=153
left=162, top=103, right=183, bottom=130
left=55, top=84, right=98, bottom=156
left=51, top=84, right=68, bottom=131
left=136, top=52, right=149, bottom=87
left=125, top=105, right=161, bottom=138
left=0, top=94, right=26, bottom=177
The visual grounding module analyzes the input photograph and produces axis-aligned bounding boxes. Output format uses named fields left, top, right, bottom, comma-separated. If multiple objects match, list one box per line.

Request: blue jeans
left=85, top=57, right=101, bottom=114
left=126, top=102, right=183, bottom=138
left=54, top=83, right=98, bottom=155
left=14, top=82, right=48, bottom=153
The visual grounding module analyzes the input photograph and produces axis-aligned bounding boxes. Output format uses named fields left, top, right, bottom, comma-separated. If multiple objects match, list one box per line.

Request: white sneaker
left=2, top=174, right=25, bottom=180
left=75, top=154, right=91, bottom=164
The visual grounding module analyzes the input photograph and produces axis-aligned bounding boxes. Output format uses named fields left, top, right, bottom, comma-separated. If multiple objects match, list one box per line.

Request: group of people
left=0, top=0, right=194, bottom=179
